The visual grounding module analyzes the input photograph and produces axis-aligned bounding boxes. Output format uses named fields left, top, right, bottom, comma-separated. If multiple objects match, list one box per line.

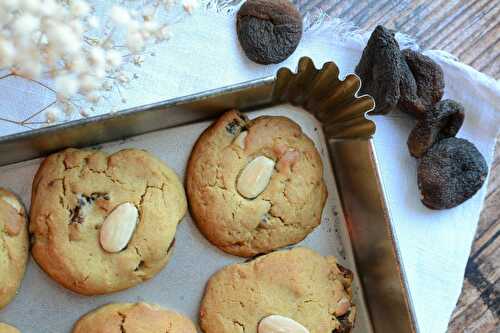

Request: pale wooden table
left=295, top=1, right=499, bottom=332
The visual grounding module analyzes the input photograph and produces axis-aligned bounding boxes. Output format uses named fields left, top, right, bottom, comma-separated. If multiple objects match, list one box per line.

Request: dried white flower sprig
left=0, top=0, right=197, bottom=127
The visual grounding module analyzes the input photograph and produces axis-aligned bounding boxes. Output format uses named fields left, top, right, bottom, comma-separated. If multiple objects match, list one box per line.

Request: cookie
left=0, top=323, right=20, bottom=333
left=72, top=302, right=196, bottom=333
left=30, top=148, right=187, bottom=295
left=187, top=111, right=327, bottom=257
left=200, top=247, right=356, bottom=333
left=0, top=189, right=28, bottom=310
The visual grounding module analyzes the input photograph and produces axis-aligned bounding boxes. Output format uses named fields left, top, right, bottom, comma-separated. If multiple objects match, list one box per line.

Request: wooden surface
left=294, top=1, right=500, bottom=332
left=296, top=0, right=500, bottom=79
left=447, top=141, right=500, bottom=332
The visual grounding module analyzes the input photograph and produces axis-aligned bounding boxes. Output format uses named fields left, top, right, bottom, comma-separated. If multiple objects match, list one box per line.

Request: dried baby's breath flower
left=0, top=0, right=197, bottom=126
left=87, top=16, right=100, bottom=29
left=70, top=0, right=91, bottom=17
left=110, top=5, right=131, bottom=26
left=132, top=55, right=144, bottom=66
left=0, top=40, right=16, bottom=67
left=55, top=75, right=79, bottom=98
left=46, top=106, right=63, bottom=123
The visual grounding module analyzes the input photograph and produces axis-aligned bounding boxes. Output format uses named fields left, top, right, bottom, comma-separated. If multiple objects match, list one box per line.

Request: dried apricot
left=408, top=99, right=465, bottom=158
left=418, top=137, right=487, bottom=209
left=236, top=0, right=302, bottom=64
left=355, top=26, right=403, bottom=114
left=399, top=49, right=445, bottom=118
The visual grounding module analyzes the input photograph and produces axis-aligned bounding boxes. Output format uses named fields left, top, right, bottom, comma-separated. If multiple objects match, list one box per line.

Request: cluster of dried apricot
left=356, top=26, right=488, bottom=210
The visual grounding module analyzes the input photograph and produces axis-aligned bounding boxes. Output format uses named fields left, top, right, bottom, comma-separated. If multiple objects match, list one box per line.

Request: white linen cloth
left=0, top=4, right=498, bottom=333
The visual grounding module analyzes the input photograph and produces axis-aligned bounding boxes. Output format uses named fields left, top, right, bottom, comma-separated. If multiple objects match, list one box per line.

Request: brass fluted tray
left=0, top=57, right=417, bottom=333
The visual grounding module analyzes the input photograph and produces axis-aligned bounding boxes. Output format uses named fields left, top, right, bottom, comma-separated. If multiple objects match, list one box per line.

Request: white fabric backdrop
left=0, top=4, right=499, bottom=333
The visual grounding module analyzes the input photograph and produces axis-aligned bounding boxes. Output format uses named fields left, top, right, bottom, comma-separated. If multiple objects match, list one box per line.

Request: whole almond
left=99, top=202, right=138, bottom=253
left=237, top=156, right=275, bottom=199
left=258, top=315, right=309, bottom=333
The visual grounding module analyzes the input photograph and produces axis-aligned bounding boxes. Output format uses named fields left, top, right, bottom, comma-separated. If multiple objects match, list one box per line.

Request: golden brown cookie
left=0, top=323, right=20, bottom=333
left=72, top=302, right=196, bottom=333
left=187, top=111, right=327, bottom=257
left=200, top=247, right=355, bottom=333
left=30, top=148, right=187, bottom=295
left=0, top=189, right=28, bottom=310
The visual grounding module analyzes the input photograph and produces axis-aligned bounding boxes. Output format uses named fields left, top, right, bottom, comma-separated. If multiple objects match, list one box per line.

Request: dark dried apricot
left=408, top=99, right=465, bottom=158
left=236, top=0, right=303, bottom=64
left=398, top=57, right=420, bottom=115
left=418, top=137, right=487, bottom=210
left=399, top=49, right=445, bottom=118
left=355, top=26, right=403, bottom=114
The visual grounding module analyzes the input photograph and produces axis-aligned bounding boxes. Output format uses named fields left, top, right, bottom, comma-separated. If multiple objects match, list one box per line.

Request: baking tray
left=0, top=57, right=417, bottom=332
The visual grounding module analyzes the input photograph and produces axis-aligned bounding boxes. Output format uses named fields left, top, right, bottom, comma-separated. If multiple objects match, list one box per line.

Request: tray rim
left=368, top=140, right=420, bottom=332
left=0, top=76, right=276, bottom=145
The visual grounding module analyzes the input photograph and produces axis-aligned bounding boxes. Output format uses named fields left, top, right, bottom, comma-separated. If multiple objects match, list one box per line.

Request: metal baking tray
left=0, top=57, right=417, bottom=332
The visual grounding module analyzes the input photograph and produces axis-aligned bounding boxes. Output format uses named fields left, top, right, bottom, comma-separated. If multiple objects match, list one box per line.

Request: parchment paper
left=0, top=106, right=372, bottom=333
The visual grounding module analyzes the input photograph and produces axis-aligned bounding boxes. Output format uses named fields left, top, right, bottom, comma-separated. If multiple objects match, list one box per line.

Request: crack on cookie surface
left=118, top=311, right=127, bottom=333
left=232, top=319, right=246, bottom=332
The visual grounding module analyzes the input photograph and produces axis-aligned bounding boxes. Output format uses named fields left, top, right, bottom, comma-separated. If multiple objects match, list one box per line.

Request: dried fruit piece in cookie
left=200, top=248, right=355, bottom=333
left=70, top=192, right=110, bottom=225
left=72, top=302, right=196, bottom=333
left=187, top=111, right=327, bottom=257
left=30, top=148, right=186, bottom=295
left=399, top=49, right=445, bottom=117
left=418, top=138, right=487, bottom=209
left=0, top=188, right=28, bottom=310
left=355, top=25, right=403, bottom=114
left=237, top=0, right=303, bottom=64
left=408, top=99, right=465, bottom=158
left=0, top=323, right=20, bottom=333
